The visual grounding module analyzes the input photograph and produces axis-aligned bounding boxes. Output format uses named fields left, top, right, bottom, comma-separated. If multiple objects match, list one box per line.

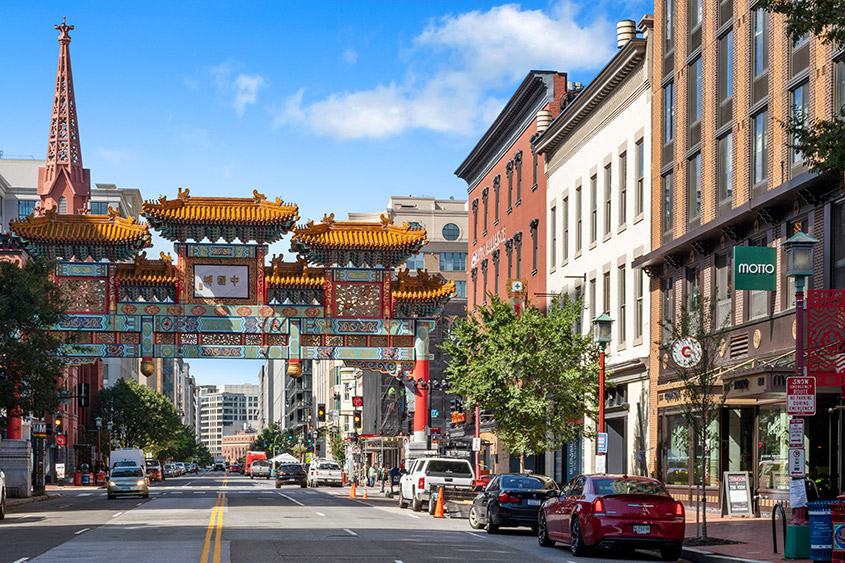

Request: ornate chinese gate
left=10, top=189, right=454, bottom=442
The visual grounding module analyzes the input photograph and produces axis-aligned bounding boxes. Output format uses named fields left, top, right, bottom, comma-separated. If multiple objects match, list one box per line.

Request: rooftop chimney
left=617, top=20, right=636, bottom=48
left=536, top=109, right=553, bottom=133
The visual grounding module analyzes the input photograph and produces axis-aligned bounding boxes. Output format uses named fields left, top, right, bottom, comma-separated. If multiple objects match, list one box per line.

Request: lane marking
left=59, top=504, right=71, bottom=508
left=112, top=512, right=124, bottom=518
left=183, top=481, right=193, bottom=487
left=344, top=528, right=358, bottom=536
left=77, top=493, right=91, bottom=497
left=194, top=491, right=205, bottom=494
left=279, top=493, right=304, bottom=506
left=74, top=528, right=90, bottom=535
left=171, top=491, right=183, bottom=494
left=315, top=511, right=325, bottom=517
left=201, top=493, right=224, bottom=563
left=404, top=513, right=420, bottom=519
left=465, top=531, right=484, bottom=538
left=11, top=558, right=30, bottom=563
left=213, top=493, right=224, bottom=563
left=395, top=561, right=404, bottom=563
left=136, top=502, right=143, bottom=506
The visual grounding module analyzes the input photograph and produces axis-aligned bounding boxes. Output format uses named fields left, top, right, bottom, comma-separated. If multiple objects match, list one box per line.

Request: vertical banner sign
left=733, top=246, right=777, bottom=291
left=807, top=290, right=845, bottom=385
left=786, top=376, right=816, bottom=416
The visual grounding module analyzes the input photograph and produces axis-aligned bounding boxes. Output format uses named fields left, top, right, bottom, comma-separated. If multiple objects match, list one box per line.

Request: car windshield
left=501, top=475, right=555, bottom=490
left=280, top=464, right=303, bottom=471
left=427, top=460, right=472, bottom=475
left=592, top=478, right=670, bottom=496
left=319, top=463, right=340, bottom=470
left=112, top=468, right=144, bottom=478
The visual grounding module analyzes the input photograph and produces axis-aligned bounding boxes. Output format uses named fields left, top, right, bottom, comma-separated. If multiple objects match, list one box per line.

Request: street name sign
left=786, top=376, right=816, bottom=416
left=788, top=418, right=805, bottom=447
left=788, top=447, right=806, bottom=477
left=734, top=246, right=777, bottom=291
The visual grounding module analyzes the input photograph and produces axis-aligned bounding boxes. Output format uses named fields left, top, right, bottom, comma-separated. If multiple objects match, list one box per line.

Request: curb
left=6, top=493, right=60, bottom=508
left=681, top=546, right=801, bottom=563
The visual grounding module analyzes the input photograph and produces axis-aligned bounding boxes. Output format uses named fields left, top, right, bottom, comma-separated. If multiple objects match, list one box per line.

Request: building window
left=493, top=174, right=501, bottom=224
left=550, top=206, right=557, bottom=266
left=562, top=197, right=570, bottom=263
left=662, top=172, right=674, bottom=239
left=515, top=234, right=523, bottom=278
left=440, top=252, right=467, bottom=271
left=589, top=277, right=597, bottom=321
left=687, top=152, right=701, bottom=229
left=833, top=201, right=845, bottom=289
left=604, top=164, right=612, bottom=236
left=471, top=200, right=479, bottom=242
left=752, top=109, right=768, bottom=188
left=443, top=222, right=460, bottom=242
left=574, top=285, right=584, bottom=335
left=506, top=240, right=513, bottom=279
left=506, top=160, right=514, bottom=212
left=455, top=280, right=467, bottom=299
left=406, top=253, right=425, bottom=270
left=635, top=140, right=644, bottom=217
left=718, top=133, right=733, bottom=216
left=836, top=58, right=845, bottom=114
left=634, top=267, right=644, bottom=339
left=481, top=260, right=488, bottom=305
left=531, top=142, right=539, bottom=190
left=619, top=152, right=627, bottom=226
left=590, top=175, right=598, bottom=244
left=753, top=8, right=768, bottom=78
left=530, top=219, right=538, bottom=275
left=409, top=221, right=423, bottom=230
left=602, top=271, right=611, bottom=315
left=663, top=82, right=674, bottom=144
left=719, top=30, right=733, bottom=105
left=660, top=276, right=675, bottom=342
left=575, top=186, right=583, bottom=252
left=715, top=252, right=732, bottom=326
left=618, top=266, right=626, bottom=343
left=690, top=0, right=702, bottom=32
left=482, top=187, right=489, bottom=234
left=665, top=0, right=674, bottom=53
left=471, top=268, right=478, bottom=307
left=18, top=200, right=37, bottom=219
left=748, top=236, right=769, bottom=320
left=790, top=82, right=809, bottom=168
left=492, top=250, right=500, bottom=294
left=515, top=151, right=523, bottom=204
left=90, top=201, right=109, bottom=215
left=688, top=57, right=702, bottom=146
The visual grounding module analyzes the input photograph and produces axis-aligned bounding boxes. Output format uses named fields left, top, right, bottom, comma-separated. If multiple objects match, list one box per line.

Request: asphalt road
left=0, top=473, right=685, bottom=563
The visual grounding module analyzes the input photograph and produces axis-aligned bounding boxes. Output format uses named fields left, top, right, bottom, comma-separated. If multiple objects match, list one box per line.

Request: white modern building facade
left=198, top=384, right=261, bottom=456
left=536, top=17, right=654, bottom=477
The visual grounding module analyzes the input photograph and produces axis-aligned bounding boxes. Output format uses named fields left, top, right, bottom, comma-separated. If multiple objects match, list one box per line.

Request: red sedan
left=538, top=474, right=685, bottom=561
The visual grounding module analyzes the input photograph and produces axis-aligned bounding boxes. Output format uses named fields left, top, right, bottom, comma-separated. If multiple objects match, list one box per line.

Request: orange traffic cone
left=433, top=486, right=445, bottom=518
left=349, top=482, right=357, bottom=498
left=362, top=487, right=368, bottom=500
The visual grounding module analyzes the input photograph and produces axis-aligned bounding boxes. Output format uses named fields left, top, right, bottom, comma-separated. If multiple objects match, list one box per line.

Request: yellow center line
left=213, top=492, right=224, bottom=563
left=201, top=493, right=223, bottom=563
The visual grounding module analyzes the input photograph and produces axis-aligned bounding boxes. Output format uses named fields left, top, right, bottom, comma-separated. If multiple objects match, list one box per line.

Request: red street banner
left=807, top=290, right=845, bottom=385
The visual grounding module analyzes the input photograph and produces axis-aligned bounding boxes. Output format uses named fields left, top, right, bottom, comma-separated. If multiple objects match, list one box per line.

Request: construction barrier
left=809, top=501, right=832, bottom=563
left=833, top=500, right=845, bottom=562
left=95, top=471, right=107, bottom=486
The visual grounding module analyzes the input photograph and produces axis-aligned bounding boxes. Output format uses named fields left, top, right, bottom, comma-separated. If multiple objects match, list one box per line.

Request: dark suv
left=275, top=463, right=307, bottom=488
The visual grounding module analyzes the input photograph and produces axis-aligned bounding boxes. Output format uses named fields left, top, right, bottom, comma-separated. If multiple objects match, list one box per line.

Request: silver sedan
left=107, top=466, right=149, bottom=499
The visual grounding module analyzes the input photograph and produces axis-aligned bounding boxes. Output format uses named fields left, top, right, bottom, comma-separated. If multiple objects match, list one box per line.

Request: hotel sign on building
left=733, top=246, right=777, bottom=291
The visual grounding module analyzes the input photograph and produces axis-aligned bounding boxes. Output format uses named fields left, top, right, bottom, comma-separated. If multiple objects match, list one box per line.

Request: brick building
left=634, top=0, right=845, bottom=509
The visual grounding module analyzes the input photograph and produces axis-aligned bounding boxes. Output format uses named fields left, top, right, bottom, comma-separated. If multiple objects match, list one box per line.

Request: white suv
left=398, top=457, right=474, bottom=512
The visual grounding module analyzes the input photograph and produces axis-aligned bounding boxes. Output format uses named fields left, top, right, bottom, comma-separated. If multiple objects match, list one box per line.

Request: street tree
left=248, top=421, right=294, bottom=456
left=659, top=293, right=731, bottom=539
left=759, top=0, right=845, bottom=178
left=0, top=258, right=69, bottom=431
left=441, top=294, right=600, bottom=470
left=329, top=428, right=346, bottom=463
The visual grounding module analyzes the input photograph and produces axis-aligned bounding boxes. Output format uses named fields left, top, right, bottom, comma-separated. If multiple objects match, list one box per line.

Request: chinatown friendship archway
left=9, top=188, right=455, bottom=445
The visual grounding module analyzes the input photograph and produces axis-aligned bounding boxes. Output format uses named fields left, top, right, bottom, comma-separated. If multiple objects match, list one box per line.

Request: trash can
left=833, top=499, right=845, bottom=562
left=809, top=501, right=832, bottom=562
left=73, top=471, right=82, bottom=486
left=81, top=472, right=90, bottom=486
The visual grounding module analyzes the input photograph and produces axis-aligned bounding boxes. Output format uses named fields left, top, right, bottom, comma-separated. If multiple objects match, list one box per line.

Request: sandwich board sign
left=721, top=472, right=752, bottom=517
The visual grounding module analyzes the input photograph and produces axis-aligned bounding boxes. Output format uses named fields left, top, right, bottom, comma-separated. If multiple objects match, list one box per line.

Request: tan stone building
left=634, top=0, right=845, bottom=509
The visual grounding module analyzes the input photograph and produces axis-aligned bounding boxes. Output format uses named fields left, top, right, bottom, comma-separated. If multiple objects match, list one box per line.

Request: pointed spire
left=38, top=16, right=91, bottom=214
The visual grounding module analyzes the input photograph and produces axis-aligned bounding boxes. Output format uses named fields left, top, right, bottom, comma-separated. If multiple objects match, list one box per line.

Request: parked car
left=538, top=474, right=685, bottom=561
left=275, top=463, right=307, bottom=488
left=398, top=457, right=475, bottom=512
left=173, top=462, right=185, bottom=476
left=468, top=473, right=558, bottom=533
left=107, top=466, right=149, bottom=499
left=250, top=460, right=272, bottom=479
left=163, top=463, right=175, bottom=478
left=0, top=469, right=6, bottom=519
left=307, top=459, right=343, bottom=487
left=229, top=463, right=242, bottom=474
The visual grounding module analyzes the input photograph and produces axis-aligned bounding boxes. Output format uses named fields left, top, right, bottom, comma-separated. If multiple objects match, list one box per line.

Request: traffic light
left=76, top=382, right=90, bottom=408
left=353, top=411, right=362, bottom=429
left=317, top=403, right=326, bottom=422
left=449, top=397, right=463, bottom=412
left=54, top=415, right=63, bottom=431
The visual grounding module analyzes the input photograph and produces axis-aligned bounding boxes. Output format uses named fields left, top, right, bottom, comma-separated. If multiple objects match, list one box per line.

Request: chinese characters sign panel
left=194, top=265, right=248, bottom=299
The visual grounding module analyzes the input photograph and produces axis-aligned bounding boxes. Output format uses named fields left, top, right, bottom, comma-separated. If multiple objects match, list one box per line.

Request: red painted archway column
left=412, top=358, right=429, bottom=442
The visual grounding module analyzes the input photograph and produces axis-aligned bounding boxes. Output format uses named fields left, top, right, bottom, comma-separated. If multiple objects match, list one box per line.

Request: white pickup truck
left=307, top=459, right=343, bottom=487
left=398, top=457, right=475, bottom=512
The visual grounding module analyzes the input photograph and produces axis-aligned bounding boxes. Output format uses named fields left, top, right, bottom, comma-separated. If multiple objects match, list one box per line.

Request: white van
left=109, top=448, right=145, bottom=472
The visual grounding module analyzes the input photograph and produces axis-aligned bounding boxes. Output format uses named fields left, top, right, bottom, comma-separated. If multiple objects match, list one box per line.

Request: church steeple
left=37, top=17, right=90, bottom=215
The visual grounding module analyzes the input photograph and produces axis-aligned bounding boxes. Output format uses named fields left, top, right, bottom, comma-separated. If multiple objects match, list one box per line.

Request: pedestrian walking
left=368, top=464, right=377, bottom=488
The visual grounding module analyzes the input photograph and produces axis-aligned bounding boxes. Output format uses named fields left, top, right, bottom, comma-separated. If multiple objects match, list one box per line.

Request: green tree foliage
left=248, top=422, right=296, bottom=457
left=0, top=258, right=69, bottom=430
left=441, top=295, right=600, bottom=465
left=759, top=0, right=845, bottom=175
left=659, top=293, right=731, bottom=539
left=329, top=428, right=346, bottom=462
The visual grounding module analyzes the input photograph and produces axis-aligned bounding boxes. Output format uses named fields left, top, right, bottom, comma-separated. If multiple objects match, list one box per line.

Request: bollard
left=809, top=501, right=832, bottom=563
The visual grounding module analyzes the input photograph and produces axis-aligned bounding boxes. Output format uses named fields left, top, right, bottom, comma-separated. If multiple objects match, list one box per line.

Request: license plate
left=527, top=499, right=541, bottom=506
left=633, top=525, right=650, bottom=535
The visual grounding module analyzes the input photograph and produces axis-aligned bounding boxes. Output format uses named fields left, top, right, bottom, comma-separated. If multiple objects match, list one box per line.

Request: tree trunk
left=519, top=453, right=525, bottom=473
left=701, top=413, right=708, bottom=538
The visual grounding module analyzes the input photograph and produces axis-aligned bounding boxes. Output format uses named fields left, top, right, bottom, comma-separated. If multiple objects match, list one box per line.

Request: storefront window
left=726, top=408, right=754, bottom=473
left=693, top=417, right=720, bottom=487
left=834, top=201, right=845, bottom=289
left=666, top=414, right=690, bottom=485
left=758, top=405, right=789, bottom=490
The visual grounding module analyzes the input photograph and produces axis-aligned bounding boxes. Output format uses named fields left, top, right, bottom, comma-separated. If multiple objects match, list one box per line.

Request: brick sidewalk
left=682, top=514, right=811, bottom=563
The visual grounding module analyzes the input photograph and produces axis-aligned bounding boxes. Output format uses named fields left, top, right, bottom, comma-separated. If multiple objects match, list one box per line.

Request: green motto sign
left=734, top=246, right=777, bottom=291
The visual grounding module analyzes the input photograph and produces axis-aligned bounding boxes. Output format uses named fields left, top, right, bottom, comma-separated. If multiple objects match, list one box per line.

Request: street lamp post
left=783, top=231, right=818, bottom=527
left=591, top=313, right=614, bottom=434
left=95, top=416, right=102, bottom=471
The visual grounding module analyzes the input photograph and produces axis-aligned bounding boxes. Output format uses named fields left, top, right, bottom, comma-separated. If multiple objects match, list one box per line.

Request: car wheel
left=570, top=517, right=588, bottom=557
left=660, top=546, right=682, bottom=561
left=468, top=506, right=483, bottom=529
left=538, top=513, right=554, bottom=547
left=398, top=491, right=408, bottom=509
left=485, top=507, right=499, bottom=534
left=411, top=493, right=423, bottom=512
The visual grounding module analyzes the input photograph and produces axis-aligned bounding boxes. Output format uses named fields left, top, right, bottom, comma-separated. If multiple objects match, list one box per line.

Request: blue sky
left=1, top=1, right=651, bottom=386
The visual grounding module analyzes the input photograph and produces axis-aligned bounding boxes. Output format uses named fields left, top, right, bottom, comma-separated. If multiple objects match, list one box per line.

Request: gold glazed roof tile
left=292, top=213, right=427, bottom=250
left=142, top=188, right=299, bottom=224
left=115, top=252, right=178, bottom=284
left=265, top=256, right=324, bottom=287
left=9, top=207, right=151, bottom=246
left=392, top=269, right=455, bottom=301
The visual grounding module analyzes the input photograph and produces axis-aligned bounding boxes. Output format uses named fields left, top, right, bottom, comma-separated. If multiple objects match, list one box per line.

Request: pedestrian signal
left=77, top=382, right=90, bottom=408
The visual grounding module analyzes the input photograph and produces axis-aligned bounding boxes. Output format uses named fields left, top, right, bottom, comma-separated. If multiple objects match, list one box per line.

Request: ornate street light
left=591, top=313, right=614, bottom=436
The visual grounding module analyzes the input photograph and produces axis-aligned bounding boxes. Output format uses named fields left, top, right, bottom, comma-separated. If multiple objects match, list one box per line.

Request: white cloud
left=342, top=48, right=359, bottom=65
left=96, top=147, right=132, bottom=165
left=233, top=74, right=267, bottom=117
left=273, top=2, right=614, bottom=140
